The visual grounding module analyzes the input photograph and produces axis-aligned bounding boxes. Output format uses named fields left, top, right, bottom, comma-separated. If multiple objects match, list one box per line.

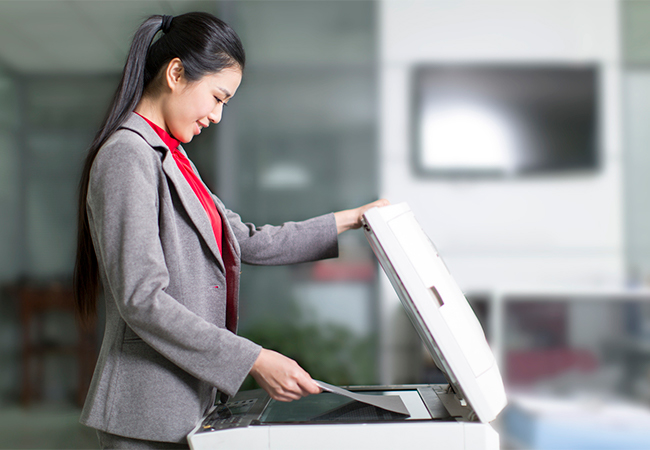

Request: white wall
left=623, top=70, right=650, bottom=283
left=378, top=0, right=623, bottom=383
left=380, top=0, right=623, bottom=290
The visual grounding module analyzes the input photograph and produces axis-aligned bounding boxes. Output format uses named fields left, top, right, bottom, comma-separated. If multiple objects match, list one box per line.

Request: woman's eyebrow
left=216, top=87, right=232, bottom=98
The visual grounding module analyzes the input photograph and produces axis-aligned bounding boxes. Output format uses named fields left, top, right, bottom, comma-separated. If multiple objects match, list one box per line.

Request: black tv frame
left=410, top=63, right=601, bottom=179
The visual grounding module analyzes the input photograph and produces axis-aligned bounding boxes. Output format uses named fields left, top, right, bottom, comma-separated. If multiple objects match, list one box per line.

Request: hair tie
left=161, top=15, right=173, bottom=34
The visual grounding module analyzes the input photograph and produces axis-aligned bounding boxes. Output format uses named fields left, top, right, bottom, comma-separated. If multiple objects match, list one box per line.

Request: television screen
left=412, top=65, right=598, bottom=176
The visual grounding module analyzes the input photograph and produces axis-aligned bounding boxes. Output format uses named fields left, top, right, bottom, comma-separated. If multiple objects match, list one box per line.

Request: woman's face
left=163, top=66, right=242, bottom=143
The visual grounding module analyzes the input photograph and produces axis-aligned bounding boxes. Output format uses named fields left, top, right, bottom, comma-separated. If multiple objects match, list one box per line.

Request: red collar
left=134, top=112, right=181, bottom=151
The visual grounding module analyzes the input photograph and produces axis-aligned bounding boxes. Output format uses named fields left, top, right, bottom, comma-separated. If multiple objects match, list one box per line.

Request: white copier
left=188, top=203, right=507, bottom=449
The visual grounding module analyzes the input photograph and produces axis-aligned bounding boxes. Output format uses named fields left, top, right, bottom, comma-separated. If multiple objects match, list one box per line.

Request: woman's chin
left=179, top=133, right=193, bottom=144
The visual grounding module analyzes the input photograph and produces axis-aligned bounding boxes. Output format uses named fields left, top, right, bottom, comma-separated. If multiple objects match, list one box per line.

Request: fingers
left=350, top=198, right=391, bottom=230
left=298, top=377, right=322, bottom=396
left=373, top=198, right=390, bottom=208
left=356, top=198, right=389, bottom=217
left=250, top=349, right=322, bottom=402
left=267, top=373, right=315, bottom=401
left=334, top=198, right=391, bottom=234
left=364, top=198, right=390, bottom=211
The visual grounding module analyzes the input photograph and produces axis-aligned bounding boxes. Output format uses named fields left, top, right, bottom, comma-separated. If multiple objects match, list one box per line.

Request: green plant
left=239, top=319, right=377, bottom=391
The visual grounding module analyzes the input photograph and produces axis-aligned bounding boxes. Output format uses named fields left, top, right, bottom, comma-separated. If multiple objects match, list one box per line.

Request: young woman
left=74, top=12, right=386, bottom=449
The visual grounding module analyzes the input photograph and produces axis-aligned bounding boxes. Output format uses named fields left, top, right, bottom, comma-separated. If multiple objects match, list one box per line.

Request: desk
left=467, top=287, right=650, bottom=449
left=470, top=286, right=650, bottom=373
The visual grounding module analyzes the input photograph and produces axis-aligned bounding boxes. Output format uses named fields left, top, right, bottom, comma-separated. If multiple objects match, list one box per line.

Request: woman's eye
left=215, top=97, right=227, bottom=106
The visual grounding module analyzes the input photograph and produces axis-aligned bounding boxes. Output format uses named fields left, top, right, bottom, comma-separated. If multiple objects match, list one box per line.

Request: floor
left=0, top=404, right=99, bottom=449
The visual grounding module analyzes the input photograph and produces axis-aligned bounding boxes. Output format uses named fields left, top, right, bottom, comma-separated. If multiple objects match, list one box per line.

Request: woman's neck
left=134, top=97, right=168, bottom=134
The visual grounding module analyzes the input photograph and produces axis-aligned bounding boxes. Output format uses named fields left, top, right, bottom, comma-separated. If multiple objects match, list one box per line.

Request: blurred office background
left=0, top=0, right=650, bottom=449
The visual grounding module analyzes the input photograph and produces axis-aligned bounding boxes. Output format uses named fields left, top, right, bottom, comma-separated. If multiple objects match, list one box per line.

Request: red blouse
left=135, top=112, right=223, bottom=256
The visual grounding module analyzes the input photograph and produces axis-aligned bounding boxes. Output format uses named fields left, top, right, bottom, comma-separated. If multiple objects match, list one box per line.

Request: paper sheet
left=314, top=380, right=410, bottom=417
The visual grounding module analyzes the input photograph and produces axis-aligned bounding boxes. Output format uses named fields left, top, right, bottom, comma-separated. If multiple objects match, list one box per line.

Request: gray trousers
left=96, top=430, right=189, bottom=449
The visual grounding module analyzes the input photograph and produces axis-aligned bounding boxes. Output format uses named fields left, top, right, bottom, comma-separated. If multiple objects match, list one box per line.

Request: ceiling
left=0, top=0, right=223, bottom=74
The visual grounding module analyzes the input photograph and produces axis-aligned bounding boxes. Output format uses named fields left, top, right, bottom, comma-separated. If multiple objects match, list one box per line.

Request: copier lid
left=362, top=203, right=507, bottom=423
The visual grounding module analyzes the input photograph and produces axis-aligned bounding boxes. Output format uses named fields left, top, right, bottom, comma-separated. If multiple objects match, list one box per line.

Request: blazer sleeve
left=87, top=139, right=261, bottom=396
left=217, top=204, right=339, bottom=266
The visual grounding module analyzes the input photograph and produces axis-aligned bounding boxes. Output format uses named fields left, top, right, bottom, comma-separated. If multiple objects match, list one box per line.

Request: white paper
left=315, top=380, right=410, bottom=417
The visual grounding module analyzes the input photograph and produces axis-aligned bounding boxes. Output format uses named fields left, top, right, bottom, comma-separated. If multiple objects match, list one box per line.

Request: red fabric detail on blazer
left=222, top=236, right=238, bottom=333
left=135, top=112, right=223, bottom=256
left=135, top=113, right=237, bottom=331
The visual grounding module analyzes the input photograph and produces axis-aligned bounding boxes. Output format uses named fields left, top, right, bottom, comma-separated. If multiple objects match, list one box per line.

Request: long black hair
left=74, top=12, right=245, bottom=321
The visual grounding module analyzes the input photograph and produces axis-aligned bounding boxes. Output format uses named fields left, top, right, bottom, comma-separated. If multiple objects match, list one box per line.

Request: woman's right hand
left=249, top=348, right=322, bottom=402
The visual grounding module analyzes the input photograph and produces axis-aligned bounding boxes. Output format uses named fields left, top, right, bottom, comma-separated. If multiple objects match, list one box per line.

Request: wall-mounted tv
left=412, top=64, right=599, bottom=177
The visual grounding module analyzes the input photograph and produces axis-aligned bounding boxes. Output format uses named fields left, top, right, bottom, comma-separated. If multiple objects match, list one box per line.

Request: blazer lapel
left=161, top=150, right=225, bottom=272
left=120, top=113, right=225, bottom=272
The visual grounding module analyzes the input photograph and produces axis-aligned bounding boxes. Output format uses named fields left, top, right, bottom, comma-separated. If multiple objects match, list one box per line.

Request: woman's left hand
left=334, top=199, right=390, bottom=234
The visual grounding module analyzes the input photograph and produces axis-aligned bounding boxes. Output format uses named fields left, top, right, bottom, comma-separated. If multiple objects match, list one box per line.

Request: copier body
left=188, top=384, right=499, bottom=450
left=188, top=203, right=507, bottom=449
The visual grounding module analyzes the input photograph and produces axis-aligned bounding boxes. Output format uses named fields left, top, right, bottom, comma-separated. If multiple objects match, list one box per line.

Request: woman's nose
left=208, top=107, right=222, bottom=124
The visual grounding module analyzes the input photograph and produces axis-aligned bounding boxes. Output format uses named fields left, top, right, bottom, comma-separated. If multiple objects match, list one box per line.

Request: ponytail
left=74, top=13, right=245, bottom=322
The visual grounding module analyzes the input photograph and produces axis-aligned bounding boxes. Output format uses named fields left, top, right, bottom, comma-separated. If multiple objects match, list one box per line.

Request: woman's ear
left=165, top=58, right=185, bottom=92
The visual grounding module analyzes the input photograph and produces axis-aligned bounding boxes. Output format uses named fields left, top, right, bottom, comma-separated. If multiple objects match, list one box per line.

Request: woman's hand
left=250, top=348, right=322, bottom=402
left=333, top=199, right=390, bottom=234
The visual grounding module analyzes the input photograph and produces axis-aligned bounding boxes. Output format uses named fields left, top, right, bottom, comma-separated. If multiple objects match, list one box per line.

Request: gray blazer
left=80, top=113, right=338, bottom=443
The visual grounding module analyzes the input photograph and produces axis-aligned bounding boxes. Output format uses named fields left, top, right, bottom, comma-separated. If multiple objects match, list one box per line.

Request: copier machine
left=188, top=203, right=508, bottom=449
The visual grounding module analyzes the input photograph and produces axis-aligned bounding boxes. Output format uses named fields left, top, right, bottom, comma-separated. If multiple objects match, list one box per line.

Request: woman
left=74, top=12, right=386, bottom=449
